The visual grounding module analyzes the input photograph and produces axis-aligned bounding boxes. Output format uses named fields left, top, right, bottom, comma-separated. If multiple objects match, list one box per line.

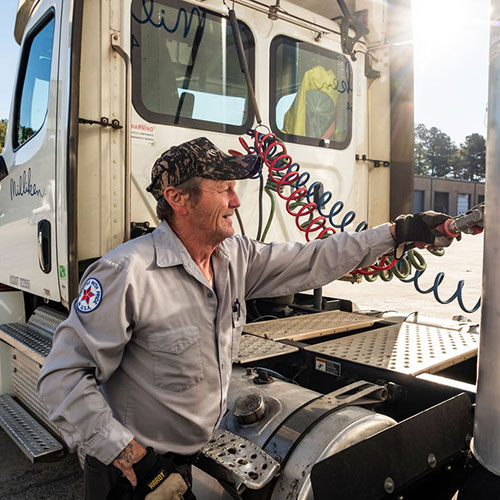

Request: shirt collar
left=214, top=242, right=230, bottom=260
left=152, top=220, right=229, bottom=268
left=152, top=221, right=186, bottom=268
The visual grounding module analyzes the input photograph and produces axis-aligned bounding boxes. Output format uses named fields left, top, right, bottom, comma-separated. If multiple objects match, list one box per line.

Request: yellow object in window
left=283, top=65, right=340, bottom=138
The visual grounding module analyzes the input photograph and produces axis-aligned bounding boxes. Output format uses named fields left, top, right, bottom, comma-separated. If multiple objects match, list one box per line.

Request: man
left=38, top=137, right=453, bottom=499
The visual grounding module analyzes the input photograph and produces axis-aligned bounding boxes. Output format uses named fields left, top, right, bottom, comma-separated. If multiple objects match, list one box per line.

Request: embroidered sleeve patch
left=77, top=278, right=103, bottom=313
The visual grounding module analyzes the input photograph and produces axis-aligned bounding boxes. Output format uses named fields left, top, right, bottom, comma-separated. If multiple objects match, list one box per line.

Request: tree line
left=414, top=123, right=485, bottom=181
left=0, top=119, right=6, bottom=154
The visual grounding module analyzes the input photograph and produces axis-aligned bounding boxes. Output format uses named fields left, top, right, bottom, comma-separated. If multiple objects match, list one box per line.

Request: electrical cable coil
left=231, top=129, right=396, bottom=275
left=230, top=129, right=480, bottom=314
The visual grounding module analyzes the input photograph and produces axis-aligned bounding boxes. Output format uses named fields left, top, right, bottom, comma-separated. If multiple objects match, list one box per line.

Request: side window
left=131, top=0, right=255, bottom=134
left=14, top=15, right=55, bottom=149
left=270, top=36, right=353, bottom=149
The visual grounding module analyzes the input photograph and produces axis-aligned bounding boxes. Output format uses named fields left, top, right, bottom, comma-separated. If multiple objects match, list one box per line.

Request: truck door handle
left=38, top=220, right=51, bottom=274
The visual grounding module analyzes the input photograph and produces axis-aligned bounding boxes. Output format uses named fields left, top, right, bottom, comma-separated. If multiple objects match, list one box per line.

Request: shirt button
left=207, top=291, right=214, bottom=298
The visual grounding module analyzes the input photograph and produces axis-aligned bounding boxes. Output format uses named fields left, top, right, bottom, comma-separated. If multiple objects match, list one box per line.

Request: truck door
left=0, top=3, right=61, bottom=302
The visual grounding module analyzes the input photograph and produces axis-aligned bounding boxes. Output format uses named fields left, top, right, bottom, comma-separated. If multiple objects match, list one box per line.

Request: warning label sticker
left=131, top=123, right=155, bottom=144
left=315, top=357, right=341, bottom=376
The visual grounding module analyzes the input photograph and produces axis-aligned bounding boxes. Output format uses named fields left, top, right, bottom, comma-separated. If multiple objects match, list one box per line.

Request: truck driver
left=38, top=137, right=453, bottom=499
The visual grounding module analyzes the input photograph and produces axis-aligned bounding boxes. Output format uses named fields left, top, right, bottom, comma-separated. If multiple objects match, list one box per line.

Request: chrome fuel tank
left=193, top=366, right=396, bottom=499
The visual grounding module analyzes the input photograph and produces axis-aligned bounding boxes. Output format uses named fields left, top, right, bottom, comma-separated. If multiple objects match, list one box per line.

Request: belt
left=164, top=451, right=200, bottom=466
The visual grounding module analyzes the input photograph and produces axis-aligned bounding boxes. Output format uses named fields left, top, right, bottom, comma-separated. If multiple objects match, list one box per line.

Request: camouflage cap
left=146, top=137, right=262, bottom=201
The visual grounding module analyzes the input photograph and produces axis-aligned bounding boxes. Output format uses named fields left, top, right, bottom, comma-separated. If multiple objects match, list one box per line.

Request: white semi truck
left=0, top=0, right=497, bottom=498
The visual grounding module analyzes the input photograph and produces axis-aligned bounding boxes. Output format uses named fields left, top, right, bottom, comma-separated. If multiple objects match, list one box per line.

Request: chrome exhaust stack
left=471, top=0, right=500, bottom=476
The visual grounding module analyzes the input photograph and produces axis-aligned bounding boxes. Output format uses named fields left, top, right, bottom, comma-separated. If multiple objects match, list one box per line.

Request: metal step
left=305, top=322, right=479, bottom=376
left=0, top=306, right=65, bottom=365
left=243, top=310, right=377, bottom=341
left=0, top=323, right=52, bottom=365
left=198, top=428, right=280, bottom=493
left=27, top=306, right=67, bottom=339
left=0, top=394, right=63, bottom=462
left=236, top=334, right=298, bottom=363
left=0, top=307, right=68, bottom=454
left=11, top=348, right=62, bottom=438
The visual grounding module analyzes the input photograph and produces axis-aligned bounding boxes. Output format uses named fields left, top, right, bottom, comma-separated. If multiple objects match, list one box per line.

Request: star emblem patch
left=77, top=278, right=103, bottom=313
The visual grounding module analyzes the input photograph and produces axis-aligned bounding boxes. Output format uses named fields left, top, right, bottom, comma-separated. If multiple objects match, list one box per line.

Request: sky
left=0, top=0, right=491, bottom=146
left=412, top=0, right=490, bottom=144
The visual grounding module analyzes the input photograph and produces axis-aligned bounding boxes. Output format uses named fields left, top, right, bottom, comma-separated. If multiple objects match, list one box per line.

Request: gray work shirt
left=38, top=221, right=393, bottom=465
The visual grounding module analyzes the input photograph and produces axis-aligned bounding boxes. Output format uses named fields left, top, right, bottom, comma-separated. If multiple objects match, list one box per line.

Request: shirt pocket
left=231, top=326, right=243, bottom=362
left=149, top=325, right=204, bottom=392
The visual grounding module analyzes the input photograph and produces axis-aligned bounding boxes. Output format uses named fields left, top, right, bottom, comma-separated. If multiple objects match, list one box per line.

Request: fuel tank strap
left=263, top=380, right=388, bottom=465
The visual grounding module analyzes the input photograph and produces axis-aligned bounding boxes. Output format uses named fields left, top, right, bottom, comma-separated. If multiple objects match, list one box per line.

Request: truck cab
left=0, top=1, right=484, bottom=498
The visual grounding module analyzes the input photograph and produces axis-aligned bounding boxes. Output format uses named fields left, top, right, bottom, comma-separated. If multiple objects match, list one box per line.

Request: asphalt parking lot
left=0, top=428, right=82, bottom=499
left=324, top=232, right=483, bottom=323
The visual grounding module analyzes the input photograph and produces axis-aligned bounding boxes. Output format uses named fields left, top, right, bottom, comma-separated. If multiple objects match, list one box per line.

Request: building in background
left=414, top=175, right=484, bottom=216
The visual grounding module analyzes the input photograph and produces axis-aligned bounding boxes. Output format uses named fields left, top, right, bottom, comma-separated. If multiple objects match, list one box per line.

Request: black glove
left=107, top=476, right=134, bottom=500
left=393, top=211, right=455, bottom=260
left=394, top=211, right=453, bottom=247
left=133, top=448, right=187, bottom=500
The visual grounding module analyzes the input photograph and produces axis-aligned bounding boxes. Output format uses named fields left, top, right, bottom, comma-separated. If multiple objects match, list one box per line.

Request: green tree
left=449, top=148, right=466, bottom=180
left=414, top=123, right=456, bottom=178
left=414, top=123, right=430, bottom=175
left=427, top=126, right=455, bottom=178
left=0, top=119, right=6, bottom=154
left=459, top=133, right=486, bottom=181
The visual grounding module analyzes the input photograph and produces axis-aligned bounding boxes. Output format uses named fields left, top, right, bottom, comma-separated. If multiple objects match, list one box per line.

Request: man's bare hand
left=113, top=439, right=147, bottom=487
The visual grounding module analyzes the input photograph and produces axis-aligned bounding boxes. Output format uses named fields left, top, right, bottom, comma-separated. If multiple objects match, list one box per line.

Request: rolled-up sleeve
left=38, top=258, right=138, bottom=464
left=243, top=224, right=394, bottom=299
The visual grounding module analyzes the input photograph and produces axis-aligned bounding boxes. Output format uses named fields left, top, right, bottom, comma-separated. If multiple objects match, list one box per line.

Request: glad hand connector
left=435, top=203, right=485, bottom=238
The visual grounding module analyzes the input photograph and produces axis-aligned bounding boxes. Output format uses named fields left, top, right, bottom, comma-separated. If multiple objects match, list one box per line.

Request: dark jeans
left=84, top=452, right=197, bottom=500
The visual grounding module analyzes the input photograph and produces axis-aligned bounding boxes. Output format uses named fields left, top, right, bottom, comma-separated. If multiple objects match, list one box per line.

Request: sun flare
left=413, top=0, right=469, bottom=52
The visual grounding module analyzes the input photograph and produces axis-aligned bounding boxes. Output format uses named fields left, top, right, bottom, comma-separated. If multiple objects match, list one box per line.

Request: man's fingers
left=112, top=439, right=147, bottom=488
left=414, top=242, right=428, bottom=249
left=123, top=467, right=138, bottom=487
left=145, top=473, right=188, bottom=499
left=433, top=235, right=454, bottom=248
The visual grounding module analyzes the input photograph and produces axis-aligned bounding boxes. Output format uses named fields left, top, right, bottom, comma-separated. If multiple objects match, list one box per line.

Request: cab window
left=131, top=0, right=255, bottom=134
left=14, top=15, right=55, bottom=149
left=270, top=36, right=352, bottom=149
